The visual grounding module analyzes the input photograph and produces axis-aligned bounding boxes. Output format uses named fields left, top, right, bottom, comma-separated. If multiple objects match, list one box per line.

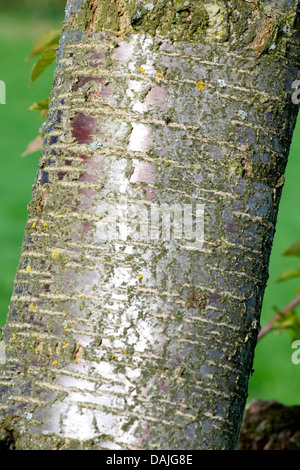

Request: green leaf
left=29, top=48, right=57, bottom=85
left=28, top=98, right=50, bottom=112
left=273, top=310, right=300, bottom=342
left=283, top=240, right=300, bottom=257
left=277, top=269, right=300, bottom=283
left=27, top=29, right=61, bottom=60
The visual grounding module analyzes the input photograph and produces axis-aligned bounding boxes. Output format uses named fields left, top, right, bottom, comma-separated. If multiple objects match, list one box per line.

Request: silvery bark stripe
left=0, top=0, right=300, bottom=450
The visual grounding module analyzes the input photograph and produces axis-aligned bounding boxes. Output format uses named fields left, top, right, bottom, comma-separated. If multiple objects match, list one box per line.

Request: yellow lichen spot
left=63, top=325, right=68, bottom=329
left=63, top=311, right=67, bottom=316
left=139, top=274, right=144, bottom=279
left=145, top=21, right=148, bottom=25
left=31, top=222, right=36, bottom=229
left=103, top=258, right=106, bottom=263
left=26, top=266, right=32, bottom=274
left=232, top=163, right=236, bottom=167
left=119, top=318, right=122, bottom=323
left=52, top=249, right=60, bottom=259
left=196, top=81, right=206, bottom=92
left=74, top=359, right=79, bottom=364
left=108, top=338, right=111, bottom=342
left=12, top=333, right=16, bottom=340
left=139, top=66, right=145, bottom=73
left=52, top=360, right=58, bottom=366
left=206, top=215, right=211, bottom=219
left=54, top=225, right=58, bottom=230
left=43, top=222, right=48, bottom=228
left=31, top=333, right=36, bottom=338
left=63, top=341, right=69, bottom=348
left=29, top=304, right=35, bottom=310
left=111, top=354, right=115, bottom=359
left=241, top=267, right=245, bottom=272
left=217, top=31, right=222, bottom=35
left=156, top=72, right=164, bottom=78
left=123, top=350, right=127, bottom=354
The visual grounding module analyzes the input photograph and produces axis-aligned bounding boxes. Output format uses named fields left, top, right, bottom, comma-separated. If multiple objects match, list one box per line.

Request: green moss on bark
left=68, top=0, right=229, bottom=42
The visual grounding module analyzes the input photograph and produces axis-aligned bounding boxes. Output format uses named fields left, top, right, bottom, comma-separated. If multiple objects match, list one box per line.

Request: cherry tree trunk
left=0, top=0, right=300, bottom=450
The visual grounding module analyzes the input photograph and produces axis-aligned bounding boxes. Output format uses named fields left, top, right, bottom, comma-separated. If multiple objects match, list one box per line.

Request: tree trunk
left=0, top=0, right=300, bottom=450
left=239, top=400, right=300, bottom=450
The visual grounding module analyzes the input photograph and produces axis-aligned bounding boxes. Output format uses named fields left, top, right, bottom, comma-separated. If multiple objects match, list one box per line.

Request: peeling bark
left=0, top=0, right=300, bottom=450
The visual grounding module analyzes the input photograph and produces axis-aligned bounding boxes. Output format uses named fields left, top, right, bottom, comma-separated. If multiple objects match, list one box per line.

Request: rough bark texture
left=239, top=400, right=300, bottom=450
left=0, top=0, right=300, bottom=450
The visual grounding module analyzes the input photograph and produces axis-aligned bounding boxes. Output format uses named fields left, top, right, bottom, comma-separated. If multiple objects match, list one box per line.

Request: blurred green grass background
left=1, top=0, right=300, bottom=406
left=0, top=1, right=65, bottom=324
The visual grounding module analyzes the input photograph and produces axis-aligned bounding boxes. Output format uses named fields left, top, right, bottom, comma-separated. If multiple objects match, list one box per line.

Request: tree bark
left=0, top=0, right=300, bottom=450
left=239, top=400, right=300, bottom=450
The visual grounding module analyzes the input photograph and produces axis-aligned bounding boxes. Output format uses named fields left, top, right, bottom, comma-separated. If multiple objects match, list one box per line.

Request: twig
left=257, top=293, right=300, bottom=342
